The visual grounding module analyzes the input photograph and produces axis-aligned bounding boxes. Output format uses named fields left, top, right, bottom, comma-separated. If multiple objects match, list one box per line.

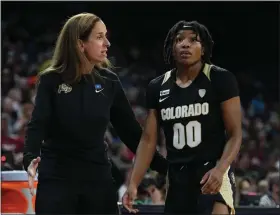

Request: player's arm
left=110, top=76, right=168, bottom=175
left=23, top=73, right=53, bottom=171
left=201, top=70, right=242, bottom=194
left=128, top=79, right=160, bottom=187
left=213, top=70, right=242, bottom=173
left=129, top=108, right=158, bottom=187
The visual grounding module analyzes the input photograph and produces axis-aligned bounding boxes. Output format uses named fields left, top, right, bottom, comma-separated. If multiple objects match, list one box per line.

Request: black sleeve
left=211, top=69, right=239, bottom=103
left=145, top=79, right=159, bottom=109
left=110, top=77, right=168, bottom=175
left=23, top=74, right=53, bottom=171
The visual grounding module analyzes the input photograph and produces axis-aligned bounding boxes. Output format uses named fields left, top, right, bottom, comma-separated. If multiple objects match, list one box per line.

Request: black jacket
left=23, top=69, right=167, bottom=181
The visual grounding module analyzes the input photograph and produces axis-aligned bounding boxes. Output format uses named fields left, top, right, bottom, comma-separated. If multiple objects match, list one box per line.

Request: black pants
left=35, top=178, right=119, bottom=215
left=164, top=161, right=235, bottom=214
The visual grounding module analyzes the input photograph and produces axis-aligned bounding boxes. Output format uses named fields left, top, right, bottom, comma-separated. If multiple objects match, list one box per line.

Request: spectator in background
left=2, top=67, right=15, bottom=96
left=3, top=88, right=23, bottom=130
left=248, top=93, right=265, bottom=117
left=259, top=175, right=280, bottom=207
left=134, top=179, right=151, bottom=205
left=145, top=174, right=166, bottom=205
left=235, top=152, right=251, bottom=177
left=238, top=177, right=259, bottom=206
left=239, top=178, right=252, bottom=194
left=13, top=102, right=34, bottom=140
left=257, top=180, right=269, bottom=196
left=134, top=174, right=166, bottom=205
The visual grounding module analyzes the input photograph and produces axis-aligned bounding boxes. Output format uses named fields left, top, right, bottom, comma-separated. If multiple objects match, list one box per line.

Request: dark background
left=2, top=1, right=279, bottom=103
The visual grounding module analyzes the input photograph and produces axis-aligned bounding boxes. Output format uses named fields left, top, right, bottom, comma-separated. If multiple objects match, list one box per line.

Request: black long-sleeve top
left=23, top=68, right=167, bottom=181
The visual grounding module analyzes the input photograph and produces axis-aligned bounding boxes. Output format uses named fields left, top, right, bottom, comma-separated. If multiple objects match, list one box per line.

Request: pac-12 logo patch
left=198, top=89, right=206, bottom=98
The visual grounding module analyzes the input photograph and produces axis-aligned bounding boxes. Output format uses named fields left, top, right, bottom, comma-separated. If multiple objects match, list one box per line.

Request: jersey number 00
left=173, top=121, right=201, bottom=149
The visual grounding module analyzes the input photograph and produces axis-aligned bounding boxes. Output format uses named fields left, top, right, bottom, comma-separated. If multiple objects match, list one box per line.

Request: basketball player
left=122, top=20, right=242, bottom=214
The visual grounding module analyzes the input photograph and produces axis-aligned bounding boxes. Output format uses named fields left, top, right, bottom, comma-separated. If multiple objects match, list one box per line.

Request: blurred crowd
left=1, top=15, right=279, bottom=208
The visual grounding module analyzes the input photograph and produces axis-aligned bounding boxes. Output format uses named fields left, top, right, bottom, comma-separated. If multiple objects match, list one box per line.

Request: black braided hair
left=163, top=20, right=214, bottom=66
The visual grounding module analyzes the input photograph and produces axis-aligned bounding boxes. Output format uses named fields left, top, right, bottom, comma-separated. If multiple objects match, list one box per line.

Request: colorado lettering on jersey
left=161, top=102, right=209, bottom=121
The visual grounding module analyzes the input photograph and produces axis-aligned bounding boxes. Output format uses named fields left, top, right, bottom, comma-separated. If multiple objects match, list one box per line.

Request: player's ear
left=201, top=47, right=205, bottom=56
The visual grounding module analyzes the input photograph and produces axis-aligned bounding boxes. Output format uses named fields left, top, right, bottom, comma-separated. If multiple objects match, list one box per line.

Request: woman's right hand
left=27, top=157, right=41, bottom=196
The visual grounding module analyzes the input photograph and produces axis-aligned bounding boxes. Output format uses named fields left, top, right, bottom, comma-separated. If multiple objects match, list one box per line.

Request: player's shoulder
left=209, top=64, right=236, bottom=82
left=210, top=64, right=229, bottom=73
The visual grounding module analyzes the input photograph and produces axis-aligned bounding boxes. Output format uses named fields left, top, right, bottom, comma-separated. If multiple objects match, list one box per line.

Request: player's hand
left=200, top=167, right=224, bottom=195
left=122, top=184, right=139, bottom=213
left=27, top=157, right=41, bottom=196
